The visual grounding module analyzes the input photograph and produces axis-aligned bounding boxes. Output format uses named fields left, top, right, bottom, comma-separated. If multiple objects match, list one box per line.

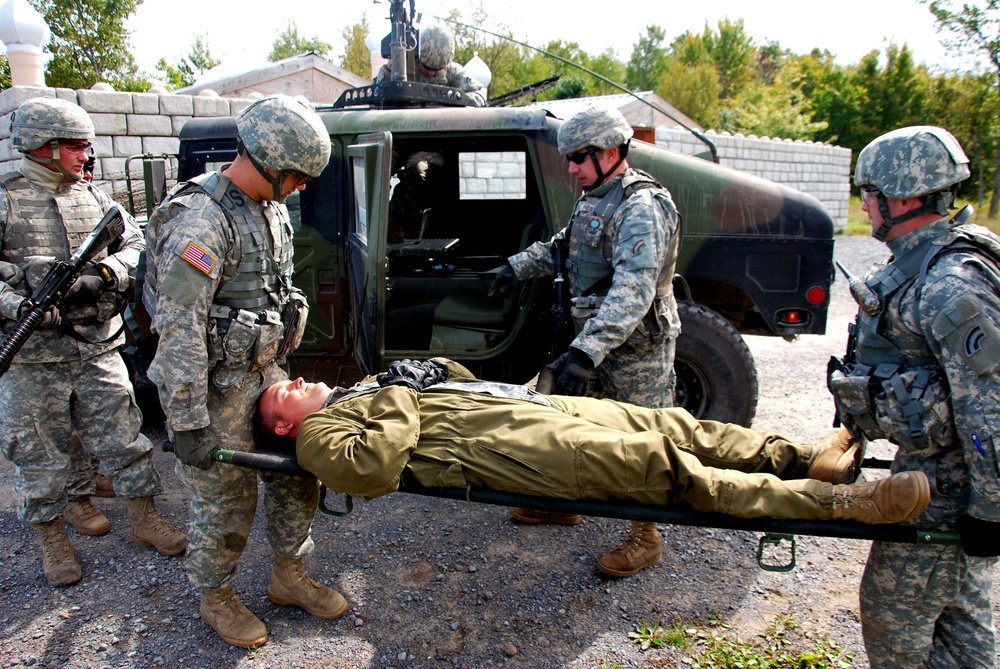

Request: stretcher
left=167, top=444, right=961, bottom=572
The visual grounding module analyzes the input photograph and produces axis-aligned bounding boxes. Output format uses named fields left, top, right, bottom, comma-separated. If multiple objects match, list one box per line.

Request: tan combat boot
left=94, top=473, right=116, bottom=498
left=124, top=496, right=189, bottom=556
left=200, top=585, right=268, bottom=648
left=510, top=507, right=582, bottom=525
left=34, top=516, right=82, bottom=586
left=267, top=556, right=349, bottom=619
left=832, top=471, right=931, bottom=524
left=807, top=427, right=864, bottom=484
left=597, top=521, right=662, bottom=578
left=64, top=497, right=112, bottom=536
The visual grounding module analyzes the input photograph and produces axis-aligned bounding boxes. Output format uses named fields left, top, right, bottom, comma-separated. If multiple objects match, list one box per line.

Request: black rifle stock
left=0, top=206, right=126, bottom=377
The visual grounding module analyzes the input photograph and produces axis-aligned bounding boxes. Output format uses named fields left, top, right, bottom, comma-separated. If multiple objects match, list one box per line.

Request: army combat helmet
left=557, top=107, right=634, bottom=190
left=418, top=24, right=455, bottom=71
left=854, top=125, right=970, bottom=241
left=236, top=94, right=332, bottom=201
left=10, top=97, right=95, bottom=182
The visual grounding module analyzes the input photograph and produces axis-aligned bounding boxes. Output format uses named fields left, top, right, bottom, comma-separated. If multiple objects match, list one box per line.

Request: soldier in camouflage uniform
left=829, top=126, right=1000, bottom=668
left=143, top=94, right=346, bottom=649
left=489, top=106, right=681, bottom=578
left=0, top=97, right=187, bottom=588
left=374, top=24, right=487, bottom=107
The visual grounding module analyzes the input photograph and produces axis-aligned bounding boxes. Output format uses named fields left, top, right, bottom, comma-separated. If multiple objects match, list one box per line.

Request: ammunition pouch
left=569, top=294, right=666, bottom=344
left=828, top=356, right=954, bottom=452
left=277, top=297, right=309, bottom=362
left=207, top=305, right=283, bottom=392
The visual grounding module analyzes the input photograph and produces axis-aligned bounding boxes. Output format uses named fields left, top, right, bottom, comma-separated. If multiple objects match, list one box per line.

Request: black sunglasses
left=565, top=148, right=598, bottom=165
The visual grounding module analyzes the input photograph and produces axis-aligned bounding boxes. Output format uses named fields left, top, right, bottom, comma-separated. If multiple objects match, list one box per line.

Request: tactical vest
left=184, top=172, right=296, bottom=313
left=830, top=221, right=1000, bottom=450
left=565, top=170, right=677, bottom=299
left=152, top=172, right=300, bottom=391
left=0, top=172, right=120, bottom=362
left=563, top=170, right=679, bottom=337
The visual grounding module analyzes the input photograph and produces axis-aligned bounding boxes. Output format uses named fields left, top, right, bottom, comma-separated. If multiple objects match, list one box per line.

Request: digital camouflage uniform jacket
left=507, top=168, right=680, bottom=368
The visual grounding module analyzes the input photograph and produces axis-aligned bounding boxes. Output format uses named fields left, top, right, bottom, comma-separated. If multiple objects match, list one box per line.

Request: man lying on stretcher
left=256, top=358, right=930, bottom=525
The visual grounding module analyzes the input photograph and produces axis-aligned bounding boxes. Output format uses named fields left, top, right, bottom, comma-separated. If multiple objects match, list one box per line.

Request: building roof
left=520, top=91, right=703, bottom=133
left=175, top=52, right=370, bottom=103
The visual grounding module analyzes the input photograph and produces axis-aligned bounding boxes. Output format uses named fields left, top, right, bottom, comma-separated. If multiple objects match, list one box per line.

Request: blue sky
left=125, top=0, right=980, bottom=82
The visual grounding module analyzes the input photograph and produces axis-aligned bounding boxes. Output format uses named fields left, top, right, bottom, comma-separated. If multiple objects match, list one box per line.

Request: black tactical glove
left=64, top=266, right=110, bottom=305
left=17, top=299, right=62, bottom=329
left=377, top=359, right=449, bottom=391
left=547, top=347, right=594, bottom=397
left=957, top=514, right=1000, bottom=557
left=488, top=263, right=517, bottom=297
left=172, top=427, right=219, bottom=470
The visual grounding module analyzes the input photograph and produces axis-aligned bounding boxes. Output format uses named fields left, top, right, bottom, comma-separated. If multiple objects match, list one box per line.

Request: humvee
left=162, top=7, right=835, bottom=427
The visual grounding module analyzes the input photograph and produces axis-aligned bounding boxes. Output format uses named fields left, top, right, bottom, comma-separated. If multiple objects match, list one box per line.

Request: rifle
left=0, top=206, right=126, bottom=377
left=536, top=237, right=572, bottom=393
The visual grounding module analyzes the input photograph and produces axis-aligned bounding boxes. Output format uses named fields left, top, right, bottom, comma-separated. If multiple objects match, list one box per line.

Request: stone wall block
left=127, top=114, right=173, bottom=136
left=0, top=86, right=54, bottom=115
left=159, top=95, right=194, bottom=116
left=142, top=136, right=180, bottom=155
left=193, top=96, right=230, bottom=117
left=132, top=93, right=160, bottom=114
left=90, top=113, right=128, bottom=136
left=77, top=90, right=133, bottom=114
left=113, top=136, right=143, bottom=157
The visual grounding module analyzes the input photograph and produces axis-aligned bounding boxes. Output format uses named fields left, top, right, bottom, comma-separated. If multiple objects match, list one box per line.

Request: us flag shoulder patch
left=181, top=242, right=216, bottom=274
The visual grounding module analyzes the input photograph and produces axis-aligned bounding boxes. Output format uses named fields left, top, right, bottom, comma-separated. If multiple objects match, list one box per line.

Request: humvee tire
left=674, top=300, right=758, bottom=427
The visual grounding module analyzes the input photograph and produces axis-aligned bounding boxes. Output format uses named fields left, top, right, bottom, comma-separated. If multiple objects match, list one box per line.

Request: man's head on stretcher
left=259, top=377, right=332, bottom=440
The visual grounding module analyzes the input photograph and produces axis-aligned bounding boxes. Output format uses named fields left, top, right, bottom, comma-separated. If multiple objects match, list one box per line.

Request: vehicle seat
left=429, top=212, right=544, bottom=352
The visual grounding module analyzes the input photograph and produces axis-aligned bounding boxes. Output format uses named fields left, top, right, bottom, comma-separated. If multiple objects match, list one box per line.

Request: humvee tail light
left=776, top=309, right=809, bottom=326
left=805, top=286, right=827, bottom=305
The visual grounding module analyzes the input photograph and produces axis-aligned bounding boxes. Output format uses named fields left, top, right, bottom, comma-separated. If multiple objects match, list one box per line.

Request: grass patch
left=630, top=613, right=855, bottom=668
left=844, top=195, right=1000, bottom=236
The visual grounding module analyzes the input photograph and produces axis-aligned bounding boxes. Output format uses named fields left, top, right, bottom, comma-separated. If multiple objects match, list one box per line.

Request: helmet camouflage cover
left=418, top=24, right=455, bottom=71
left=236, top=94, right=331, bottom=177
left=10, top=97, right=94, bottom=152
left=854, top=125, right=970, bottom=199
left=557, top=106, right=634, bottom=156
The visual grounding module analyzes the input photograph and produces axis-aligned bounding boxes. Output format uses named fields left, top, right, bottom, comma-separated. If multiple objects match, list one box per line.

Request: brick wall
left=655, top=127, right=852, bottom=231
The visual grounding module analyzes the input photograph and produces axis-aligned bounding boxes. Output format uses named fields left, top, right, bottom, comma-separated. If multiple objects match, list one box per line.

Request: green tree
left=448, top=4, right=523, bottom=97
left=269, top=22, right=332, bottom=61
left=155, top=36, right=220, bottom=90
left=723, top=69, right=829, bottom=140
left=32, top=0, right=148, bottom=91
left=340, top=17, right=371, bottom=79
left=922, top=0, right=1000, bottom=215
left=656, top=58, right=723, bottom=128
left=703, top=18, right=756, bottom=99
left=0, top=56, right=10, bottom=91
left=626, top=25, right=668, bottom=92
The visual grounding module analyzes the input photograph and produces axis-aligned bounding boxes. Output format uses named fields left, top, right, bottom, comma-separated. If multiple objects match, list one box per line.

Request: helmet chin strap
left=872, top=191, right=947, bottom=241
left=584, top=142, right=630, bottom=192
left=239, top=141, right=284, bottom=201
left=26, top=140, right=84, bottom=182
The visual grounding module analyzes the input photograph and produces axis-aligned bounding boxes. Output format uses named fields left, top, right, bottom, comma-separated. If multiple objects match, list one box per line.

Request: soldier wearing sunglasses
left=489, top=106, right=680, bottom=579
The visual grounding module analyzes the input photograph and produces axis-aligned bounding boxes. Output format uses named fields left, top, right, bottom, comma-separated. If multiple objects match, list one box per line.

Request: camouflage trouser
left=590, top=333, right=675, bottom=409
left=860, top=541, right=998, bottom=668
left=65, top=432, right=99, bottom=498
left=0, top=352, right=162, bottom=524
left=174, top=364, right=319, bottom=591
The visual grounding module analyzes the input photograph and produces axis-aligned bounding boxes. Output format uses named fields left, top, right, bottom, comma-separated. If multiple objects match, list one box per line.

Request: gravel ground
left=1, top=234, right=999, bottom=669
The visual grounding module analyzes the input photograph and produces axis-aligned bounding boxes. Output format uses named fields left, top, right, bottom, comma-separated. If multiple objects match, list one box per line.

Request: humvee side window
left=458, top=152, right=526, bottom=200
left=351, top=158, right=368, bottom=240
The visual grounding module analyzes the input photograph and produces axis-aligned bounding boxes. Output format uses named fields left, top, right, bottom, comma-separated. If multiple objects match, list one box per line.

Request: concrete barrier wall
left=655, top=126, right=852, bottom=230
